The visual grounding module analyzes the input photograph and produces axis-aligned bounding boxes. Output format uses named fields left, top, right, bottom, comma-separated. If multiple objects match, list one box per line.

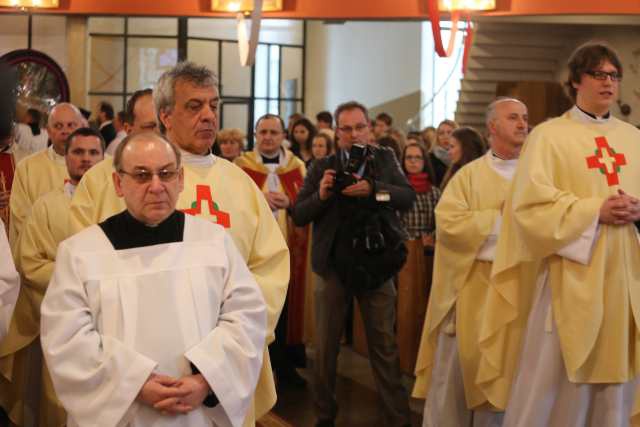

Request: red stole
left=240, top=159, right=309, bottom=345
left=0, top=152, right=15, bottom=233
left=278, top=168, right=307, bottom=344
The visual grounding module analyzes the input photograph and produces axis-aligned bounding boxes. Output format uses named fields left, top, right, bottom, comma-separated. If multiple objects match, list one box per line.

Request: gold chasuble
left=8, top=147, right=69, bottom=253
left=69, top=154, right=289, bottom=425
left=413, top=154, right=534, bottom=411
left=0, top=149, right=15, bottom=235
left=489, top=111, right=640, bottom=424
left=235, top=150, right=309, bottom=345
left=0, top=187, right=70, bottom=426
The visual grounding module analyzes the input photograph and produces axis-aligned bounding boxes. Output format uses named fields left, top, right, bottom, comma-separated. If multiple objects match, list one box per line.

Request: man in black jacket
left=292, top=101, right=414, bottom=427
left=97, top=101, right=117, bottom=147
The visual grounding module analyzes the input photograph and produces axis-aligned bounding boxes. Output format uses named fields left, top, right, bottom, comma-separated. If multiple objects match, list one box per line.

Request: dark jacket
left=100, top=122, right=117, bottom=146
left=429, top=151, right=448, bottom=188
left=292, top=146, right=415, bottom=276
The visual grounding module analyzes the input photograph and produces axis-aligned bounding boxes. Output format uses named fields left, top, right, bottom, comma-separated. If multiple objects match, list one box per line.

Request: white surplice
left=0, top=218, right=19, bottom=341
left=41, top=214, right=267, bottom=427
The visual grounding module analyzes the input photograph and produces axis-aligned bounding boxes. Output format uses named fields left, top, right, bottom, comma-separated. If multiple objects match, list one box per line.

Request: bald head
left=113, top=132, right=181, bottom=173
left=48, top=103, right=84, bottom=155
left=486, top=97, right=528, bottom=157
left=485, top=98, right=525, bottom=127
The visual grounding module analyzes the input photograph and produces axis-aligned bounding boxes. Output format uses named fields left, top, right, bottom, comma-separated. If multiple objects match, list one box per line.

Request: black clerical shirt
left=98, top=209, right=185, bottom=250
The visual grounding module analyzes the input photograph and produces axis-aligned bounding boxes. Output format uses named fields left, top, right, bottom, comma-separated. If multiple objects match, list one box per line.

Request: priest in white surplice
left=41, top=132, right=267, bottom=427
left=0, top=218, right=18, bottom=342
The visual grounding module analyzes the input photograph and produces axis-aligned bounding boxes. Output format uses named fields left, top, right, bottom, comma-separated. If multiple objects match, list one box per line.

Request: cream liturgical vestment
left=0, top=218, right=18, bottom=342
left=489, top=107, right=640, bottom=426
left=0, top=184, right=73, bottom=426
left=414, top=151, right=535, bottom=427
left=8, top=146, right=69, bottom=252
left=41, top=213, right=267, bottom=427
left=69, top=154, right=289, bottom=423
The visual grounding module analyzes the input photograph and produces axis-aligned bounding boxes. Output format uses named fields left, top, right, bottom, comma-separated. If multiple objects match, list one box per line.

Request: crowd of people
left=0, top=40, right=638, bottom=427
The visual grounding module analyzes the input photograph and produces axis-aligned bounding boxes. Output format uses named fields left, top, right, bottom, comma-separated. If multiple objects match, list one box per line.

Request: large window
left=419, top=21, right=465, bottom=128
left=88, top=17, right=305, bottom=144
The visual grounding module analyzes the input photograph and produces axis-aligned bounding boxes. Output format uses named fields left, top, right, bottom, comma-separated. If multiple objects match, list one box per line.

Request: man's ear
left=177, top=167, right=185, bottom=194
left=113, top=171, right=125, bottom=198
left=159, top=109, right=172, bottom=133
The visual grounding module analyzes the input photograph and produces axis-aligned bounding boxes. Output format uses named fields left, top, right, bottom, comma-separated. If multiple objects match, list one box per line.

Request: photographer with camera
left=292, top=101, right=415, bottom=427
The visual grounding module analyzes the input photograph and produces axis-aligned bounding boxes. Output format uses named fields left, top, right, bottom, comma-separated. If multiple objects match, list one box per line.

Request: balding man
left=414, top=98, right=534, bottom=427
left=69, top=62, right=288, bottom=426
left=42, top=132, right=266, bottom=427
left=8, top=103, right=82, bottom=252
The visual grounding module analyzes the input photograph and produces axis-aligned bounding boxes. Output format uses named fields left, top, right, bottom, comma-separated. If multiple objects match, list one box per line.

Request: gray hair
left=485, top=97, right=525, bottom=128
left=153, top=62, right=219, bottom=134
left=113, top=132, right=181, bottom=172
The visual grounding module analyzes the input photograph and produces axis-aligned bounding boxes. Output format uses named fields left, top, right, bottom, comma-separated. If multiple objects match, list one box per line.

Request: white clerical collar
left=179, top=149, right=216, bottom=167
left=47, top=145, right=66, bottom=165
left=569, top=105, right=611, bottom=124
left=486, top=150, right=518, bottom=180
left=64, top=181, right=76, bottom=198
left=258, top=149, right=285, bottom=166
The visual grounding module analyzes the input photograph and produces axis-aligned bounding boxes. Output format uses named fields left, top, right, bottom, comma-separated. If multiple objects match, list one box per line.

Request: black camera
left=334, top=143, right=370, bottom=192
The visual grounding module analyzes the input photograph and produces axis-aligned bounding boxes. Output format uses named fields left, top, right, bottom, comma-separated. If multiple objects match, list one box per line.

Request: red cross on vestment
left=181, top=184, right=231, bottom=228
left=585, top=136, right=627, bottom=186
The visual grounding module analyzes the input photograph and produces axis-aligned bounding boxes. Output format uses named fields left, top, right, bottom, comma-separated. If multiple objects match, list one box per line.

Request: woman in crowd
left=428, top=120, right=458, bottom=187
left=421, top=126, right=436, bottom=151
left=440, top=126, right=486, bottom=190
left=309, top=132, right=333, bottom=166
left=401, top=143, right=441, bottom=250
left=215, top=128, right=245, bottom=161
left=290, top=117, right=316, bottom=163
left=289, top=117, right=318, bottom=163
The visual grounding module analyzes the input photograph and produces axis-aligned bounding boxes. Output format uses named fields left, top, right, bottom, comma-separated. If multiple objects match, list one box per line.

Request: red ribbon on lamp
left=427, top=0, right=473, bottom=73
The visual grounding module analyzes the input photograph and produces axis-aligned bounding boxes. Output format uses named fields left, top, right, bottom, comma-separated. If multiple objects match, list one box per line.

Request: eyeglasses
left=585, top=70, right=622, bottom=81
left=118, top=168, right=180, bottom=184
left=405, top=155, right=424, bottom=161
left=338, top=123, right=368, bottom=134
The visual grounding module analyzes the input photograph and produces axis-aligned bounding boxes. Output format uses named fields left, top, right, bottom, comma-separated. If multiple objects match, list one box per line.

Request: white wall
left=305, top=20, right=421, bottom=121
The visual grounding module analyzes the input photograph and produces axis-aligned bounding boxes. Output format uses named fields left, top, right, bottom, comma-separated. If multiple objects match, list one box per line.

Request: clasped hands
left=319, top=169, right=372, bottom=201
left=599, top=189, right=640, bottom=225
left=265, top=191, right=290, bottom=210
left=137, top=373, right=210, bottom=416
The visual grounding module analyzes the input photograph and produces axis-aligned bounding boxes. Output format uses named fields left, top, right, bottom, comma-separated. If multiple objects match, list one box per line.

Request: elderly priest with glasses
left=40, top=132, right=267, bottom=427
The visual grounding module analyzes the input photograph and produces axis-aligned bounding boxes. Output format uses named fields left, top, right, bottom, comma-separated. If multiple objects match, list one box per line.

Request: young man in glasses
left=41, top=132, right=266, bottom=426
left=0, top=127, right=104, bottom=427
left=69, top=62, right=288, bottom=427
left=490, top=42, right=640, bottom=426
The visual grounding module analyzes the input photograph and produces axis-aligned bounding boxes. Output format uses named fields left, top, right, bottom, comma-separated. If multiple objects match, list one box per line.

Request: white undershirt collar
left=179, top=149, right=216, bottom=167
left=486, top=150, right=518, bottom=180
